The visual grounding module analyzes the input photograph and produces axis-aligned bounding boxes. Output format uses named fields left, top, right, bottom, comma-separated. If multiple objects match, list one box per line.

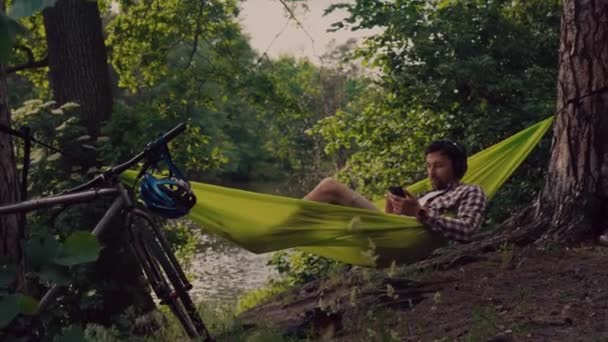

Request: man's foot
left=599, top=233, right=608, bottom=247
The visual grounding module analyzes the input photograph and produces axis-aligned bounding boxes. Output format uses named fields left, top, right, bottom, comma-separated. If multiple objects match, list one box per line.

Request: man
left=303, top=140, right=487, bottom=243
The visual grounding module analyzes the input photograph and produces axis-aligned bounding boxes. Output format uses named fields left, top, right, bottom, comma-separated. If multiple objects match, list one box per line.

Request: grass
left=235, top=280, right=292, bottom=314
left=465, top=306, right=500, bottom=342
left=498, top=242, right=514, bottom=269
left=79, top=274, right=309, bottom=342
left=83, top=300, right=302, bottom=342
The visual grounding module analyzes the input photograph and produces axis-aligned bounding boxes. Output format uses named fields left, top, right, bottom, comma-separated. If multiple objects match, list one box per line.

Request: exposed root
left=402, top=203, right=550, bottom=273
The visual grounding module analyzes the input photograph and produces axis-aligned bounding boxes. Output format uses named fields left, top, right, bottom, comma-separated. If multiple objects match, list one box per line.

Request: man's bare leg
left=303, top=177, right=379, bottom=211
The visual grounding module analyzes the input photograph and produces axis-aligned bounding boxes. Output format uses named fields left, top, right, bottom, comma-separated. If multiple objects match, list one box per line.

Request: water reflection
left=184, top=179, right=311, bottom=303
left=189, top=232, right=277, bottom=303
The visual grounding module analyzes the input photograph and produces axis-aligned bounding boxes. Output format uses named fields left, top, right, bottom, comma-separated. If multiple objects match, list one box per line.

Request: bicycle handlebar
left=111, top=122, right=187, bottom=175
left=62, top=122, right=187, bottom=194
left=162, top=122, right=188, bottom=142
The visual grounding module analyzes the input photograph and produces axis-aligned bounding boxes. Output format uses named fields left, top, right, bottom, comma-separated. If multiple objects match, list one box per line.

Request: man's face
left=426, top=151, right=457, bottom=190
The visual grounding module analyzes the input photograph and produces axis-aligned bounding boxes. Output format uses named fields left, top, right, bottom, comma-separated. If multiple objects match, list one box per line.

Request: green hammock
left=124, top=116, right=554, bottom=267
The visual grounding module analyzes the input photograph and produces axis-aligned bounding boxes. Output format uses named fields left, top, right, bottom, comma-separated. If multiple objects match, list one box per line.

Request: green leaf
left=41, top=100, right=57, bottom=109
left=437, top=0, right=457, bottom=9
left=54, top=231, right=100, bottom=266
left=0, top=264, right=17, bottom=288
left=56, top=325, right=85, bottom=342
left=46, top=153, right=61, bottom=162
left=0, top=295, right=20, bottom=328
left=17, top=295, right=38, bottom=315
left=36, top=264, right=70, bottom=285
left=59, top=102, right=80, bottom=111
left=8, top=0, right=59, bottom=19
left=81, top=144, right=97, bottom=152
left=26, top=234, right=60, bottom=269
left=0, top=13, right=26, bottom=63
left=56, top=117, right=76, bottom=131
left=0, top=294, right=38, bottom=328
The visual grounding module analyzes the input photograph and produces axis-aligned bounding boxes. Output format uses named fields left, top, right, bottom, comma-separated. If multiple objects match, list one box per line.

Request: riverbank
left=238, top=245, right=608, bottom=341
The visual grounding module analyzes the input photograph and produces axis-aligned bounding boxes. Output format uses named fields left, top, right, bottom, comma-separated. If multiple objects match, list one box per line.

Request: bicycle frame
left=0, top=183, right=131, bottom=312
left=0, top=187, right=121, bottom=216
left=0, top=182, right=206, bottom=334
left=0, top=122, right=210, bottom=339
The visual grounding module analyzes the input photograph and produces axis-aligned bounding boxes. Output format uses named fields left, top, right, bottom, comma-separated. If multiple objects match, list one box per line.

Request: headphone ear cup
left=459, top=160, right=467, bottom=178
left=454, top=160, right=462, bottom=179
left=452, top=143, right=467, bottom=179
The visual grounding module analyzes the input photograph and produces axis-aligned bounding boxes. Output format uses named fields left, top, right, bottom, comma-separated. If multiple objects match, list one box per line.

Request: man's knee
left=317, top=177, right=341, bottom=194
left=318, top=177, right=340, bottom=190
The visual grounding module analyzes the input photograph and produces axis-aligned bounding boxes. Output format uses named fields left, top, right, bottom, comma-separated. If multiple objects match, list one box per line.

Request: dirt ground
left=239, top=245, right=608, bottom=341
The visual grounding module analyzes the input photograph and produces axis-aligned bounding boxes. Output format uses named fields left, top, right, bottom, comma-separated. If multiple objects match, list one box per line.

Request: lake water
left=184, top=180, right=310, bottom=303
left=188, top=231, right=277, bottom=303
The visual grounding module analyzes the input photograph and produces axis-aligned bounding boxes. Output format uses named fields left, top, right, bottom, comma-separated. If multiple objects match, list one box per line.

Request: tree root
left=402, top=202, right=550, bottom=273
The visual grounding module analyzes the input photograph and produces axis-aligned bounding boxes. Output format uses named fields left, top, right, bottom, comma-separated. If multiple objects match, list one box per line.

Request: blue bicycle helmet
left=139, top=146, right=196, bottom=218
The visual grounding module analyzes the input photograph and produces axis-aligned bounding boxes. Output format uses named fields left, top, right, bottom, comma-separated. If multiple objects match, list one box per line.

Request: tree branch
left=186, top=0, right=206, bottom=69
left=7, top=45, right=49, bottom=74
left=15, top=45, right=34, bottom=62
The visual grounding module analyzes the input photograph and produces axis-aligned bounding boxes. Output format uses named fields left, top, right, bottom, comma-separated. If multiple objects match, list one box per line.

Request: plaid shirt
left=418, top=182, right=487, bottom=243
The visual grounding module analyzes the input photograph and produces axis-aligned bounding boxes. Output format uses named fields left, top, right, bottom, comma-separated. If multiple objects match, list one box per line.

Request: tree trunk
left=0, top=4, right=24, bottom=290
left=42, top=0, right=112, bottom=137
left=535, top=0, right=608, bottom=244
left=404, top=0, right=608, bottom=273
left=40, top=0, right=155, bottom=325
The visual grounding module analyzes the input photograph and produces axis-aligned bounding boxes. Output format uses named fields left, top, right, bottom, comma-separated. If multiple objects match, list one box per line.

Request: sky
left=238, top=0, right=380, bottom=64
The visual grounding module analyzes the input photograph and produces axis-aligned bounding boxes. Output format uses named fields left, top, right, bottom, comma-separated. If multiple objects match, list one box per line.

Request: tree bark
left=403, top=0, right=608, bottom=273
left=40, top=0, right=155, bottom=325
left=42, top=0, right=112, bottom=137
left=535, top=0, right=608, bottom=244
left=0, top=3, right=24, bottom=291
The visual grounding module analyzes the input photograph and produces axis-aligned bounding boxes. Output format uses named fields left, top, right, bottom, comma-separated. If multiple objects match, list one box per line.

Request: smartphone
left=389, top=186, right=406, bottom=197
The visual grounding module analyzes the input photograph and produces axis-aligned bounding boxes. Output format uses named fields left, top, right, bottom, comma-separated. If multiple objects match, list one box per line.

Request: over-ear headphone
left=447, top=141, right=468, bottom=179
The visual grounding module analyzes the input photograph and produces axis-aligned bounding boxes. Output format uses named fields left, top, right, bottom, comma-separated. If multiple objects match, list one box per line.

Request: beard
left=431, top=178, right=449, bottom=190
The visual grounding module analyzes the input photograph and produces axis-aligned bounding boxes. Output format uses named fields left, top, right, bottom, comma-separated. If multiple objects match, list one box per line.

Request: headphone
left=448, top=141, right=468, bottom=179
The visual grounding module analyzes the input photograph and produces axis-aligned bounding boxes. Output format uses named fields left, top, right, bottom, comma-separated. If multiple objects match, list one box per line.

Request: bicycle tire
left=129, top=222, right=200, bottom=339
left=141, top=224, right=213, bottom=341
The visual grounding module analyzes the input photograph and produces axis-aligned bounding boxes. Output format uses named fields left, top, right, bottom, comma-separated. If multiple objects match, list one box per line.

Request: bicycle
left=0, top=123, right=213, bottom=341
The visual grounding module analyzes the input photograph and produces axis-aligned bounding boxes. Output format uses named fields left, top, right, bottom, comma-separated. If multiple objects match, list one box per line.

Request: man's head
left=424, top=140, right=467, bottom=190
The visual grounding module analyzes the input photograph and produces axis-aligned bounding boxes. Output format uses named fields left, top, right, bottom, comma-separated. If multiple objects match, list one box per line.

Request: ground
left=238, top=245, right=608, bottom=341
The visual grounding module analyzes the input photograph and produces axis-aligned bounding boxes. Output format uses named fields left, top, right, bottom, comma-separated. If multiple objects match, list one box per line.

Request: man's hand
left=385, top=190, right=422, bottom=217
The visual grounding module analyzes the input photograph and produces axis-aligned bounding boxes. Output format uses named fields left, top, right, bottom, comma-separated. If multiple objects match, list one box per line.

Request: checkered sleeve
left=423, top=185, right=487, bottom=242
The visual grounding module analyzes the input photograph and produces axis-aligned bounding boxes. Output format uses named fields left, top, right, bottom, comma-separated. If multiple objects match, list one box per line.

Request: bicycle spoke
left=129, top=213, right=212, bottom=341
left=129, top=224, right=199, bottom=338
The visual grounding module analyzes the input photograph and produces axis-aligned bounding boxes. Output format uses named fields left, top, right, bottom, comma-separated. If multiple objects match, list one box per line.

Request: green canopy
left=124, top=116, right=554, bottom=267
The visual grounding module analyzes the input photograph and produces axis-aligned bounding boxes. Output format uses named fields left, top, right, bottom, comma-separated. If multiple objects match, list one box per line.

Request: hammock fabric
left=124, top=117, right=554, bottom=267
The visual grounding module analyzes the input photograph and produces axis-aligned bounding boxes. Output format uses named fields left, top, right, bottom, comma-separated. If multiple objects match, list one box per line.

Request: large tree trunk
left=40, top=0, right=155, bottom=326
left=404, top=0, right=608, bottom=273
left=0, top=6, right=24, bottom=290
left=42, top=0, right=112, bottom=137
left=535, top=0, right=608, bottom=244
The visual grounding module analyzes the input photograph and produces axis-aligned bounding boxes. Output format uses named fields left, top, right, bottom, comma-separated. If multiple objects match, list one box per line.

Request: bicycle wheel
left=128, top=211, right=212, bottom=341
left=141, top=226, right=213, bottom=341
left=129, top=221, right=200, bottom=339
